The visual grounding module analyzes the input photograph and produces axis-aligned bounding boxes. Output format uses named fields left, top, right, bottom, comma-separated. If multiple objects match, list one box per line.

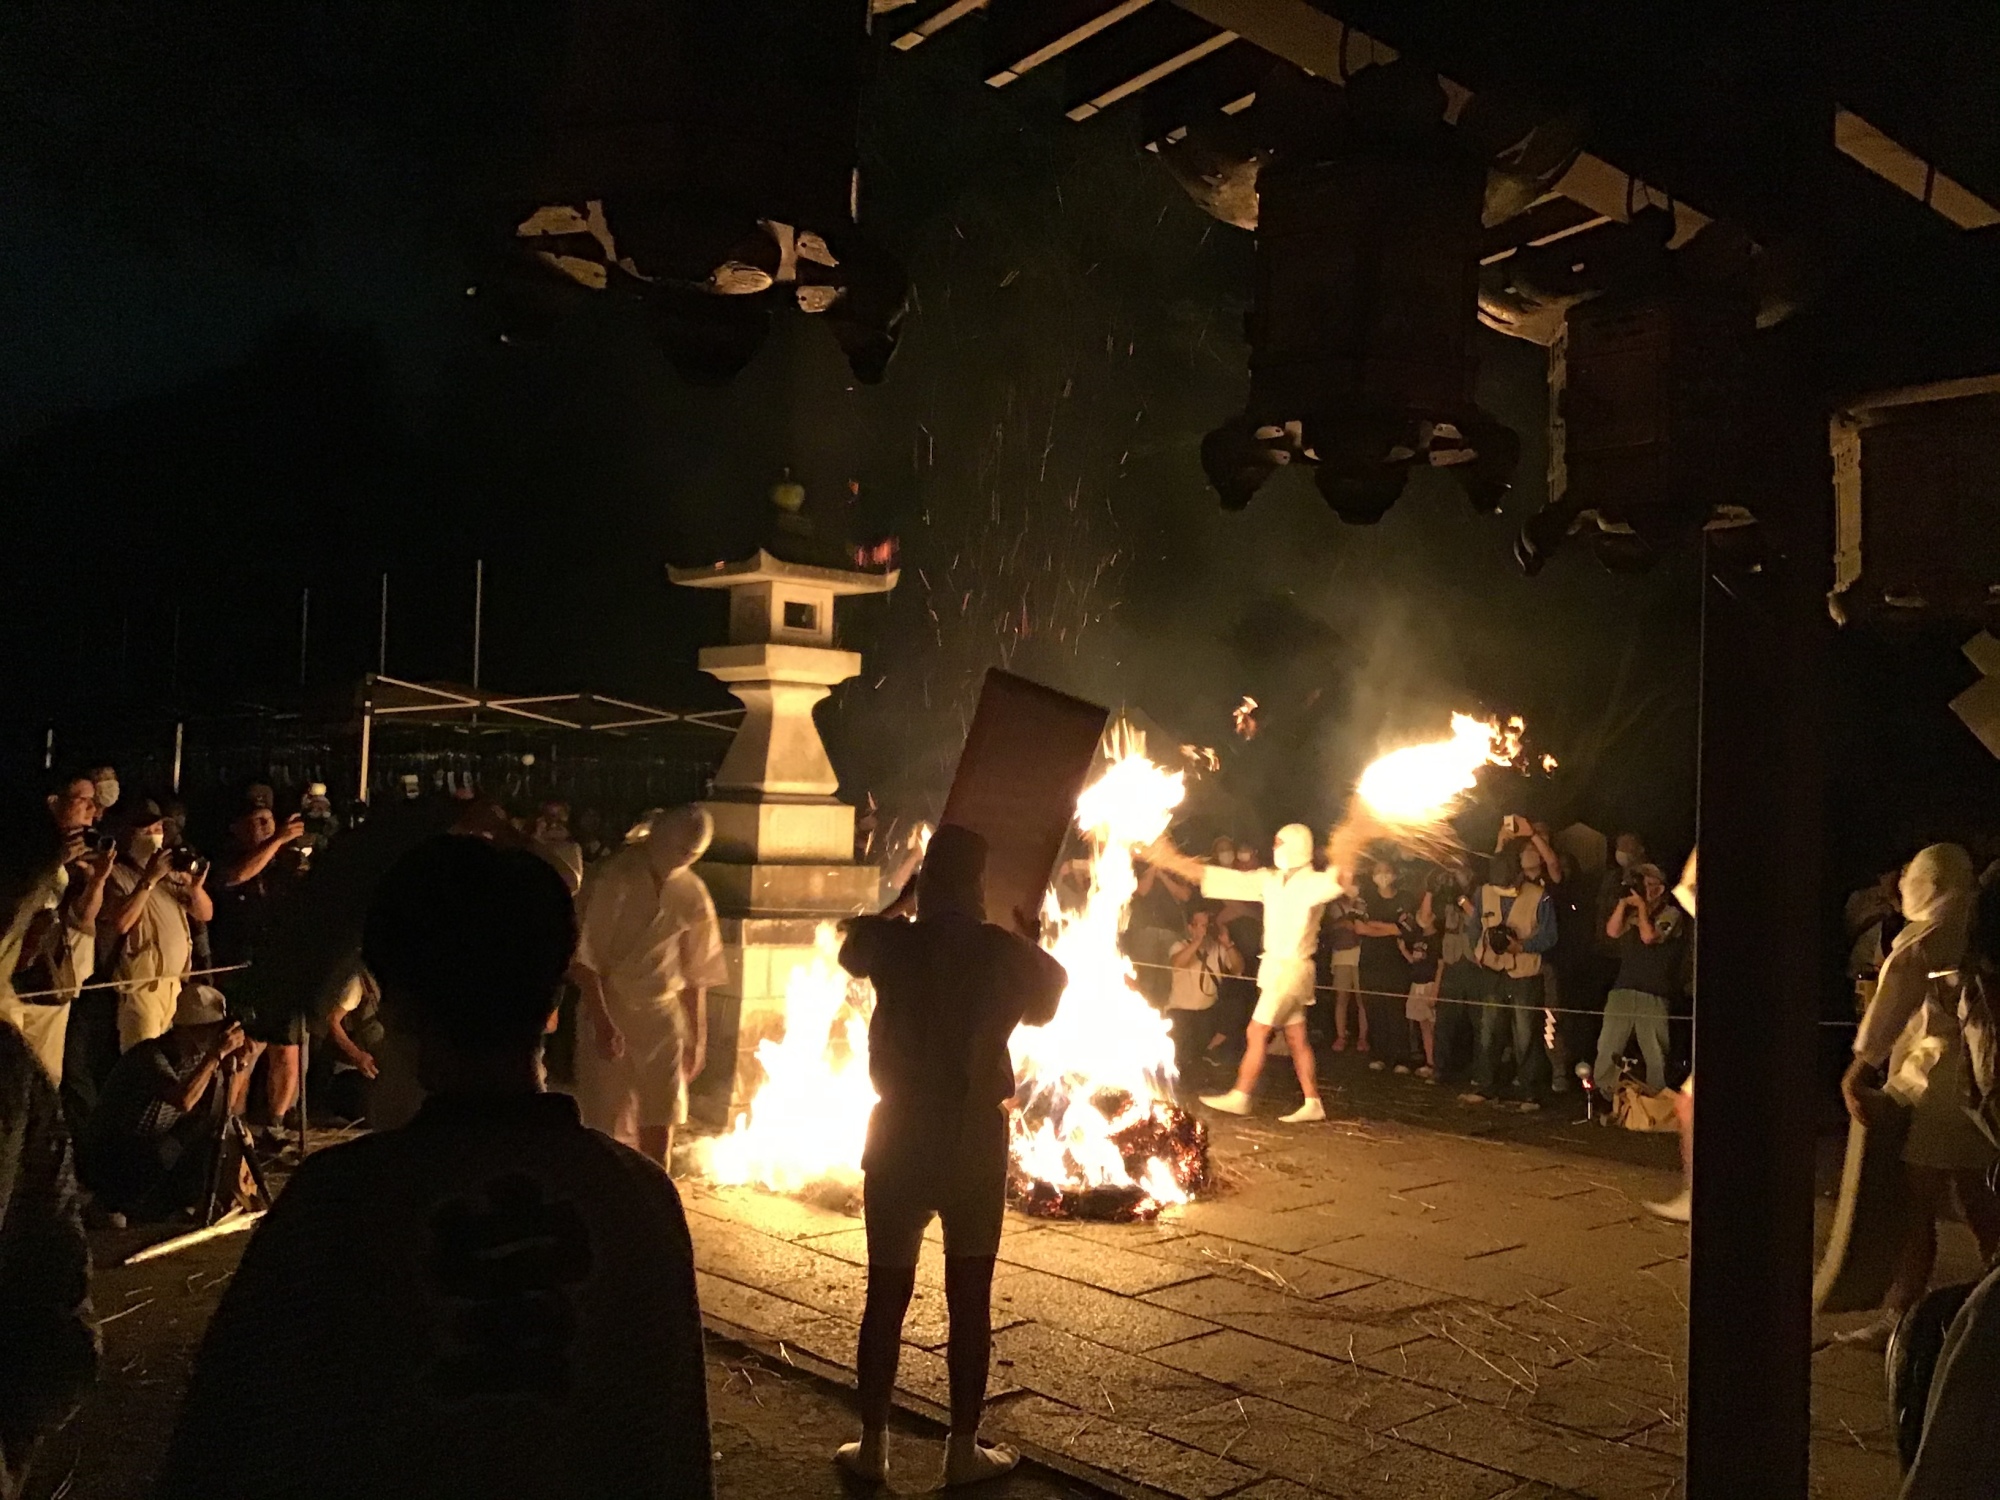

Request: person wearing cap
left=79, top=985, right=247, bottom=1222
left=834, top=825, right=1066, bottom=1488
left=1144, top=824, right=1344, bottom=1124
left=1593, top=859, right=1688, bottom=1091
left=570, top=805, right=726, bottom=1169
left=97, top=797, right=212, bottom=1055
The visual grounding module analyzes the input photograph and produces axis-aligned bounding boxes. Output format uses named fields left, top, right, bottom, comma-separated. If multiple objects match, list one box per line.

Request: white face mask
left=1614, top=850, right=1633, bottom=869
left=1272, top=824, right=1313, bottom=872
left=128, top=829, right=162, bottom=861
left=95, top=778, right=120, bottom=809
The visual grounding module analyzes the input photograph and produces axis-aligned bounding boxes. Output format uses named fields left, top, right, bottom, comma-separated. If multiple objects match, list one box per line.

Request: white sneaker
left=1458, top=1091, right=1490, bottom=1105
left=1200, top=1089, right=1254, bottom=1116
left=1646, top=1189, right=1692, bottom=1224
left=1415, top=1065, right=1435, bottom=1080
left=1280, top=1097, right=1326, bottom=1124
left=1832, top=1315, right=1897, bottom=1351
left=1368, top=1060, right=1387, bottom=1072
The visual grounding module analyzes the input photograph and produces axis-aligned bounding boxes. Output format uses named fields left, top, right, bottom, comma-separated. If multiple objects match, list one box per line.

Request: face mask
left=95, top=778, right=120, bottom=809
left=1614, top=850, right=1633, bottom=869
left=128, top=830, right=162, bottom=861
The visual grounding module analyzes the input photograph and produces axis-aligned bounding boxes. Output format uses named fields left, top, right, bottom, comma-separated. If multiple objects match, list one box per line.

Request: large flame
left=1010, top=738, right=1196, bottom=1216
left=703, top=733, right=1208, bottom=1220
left=1354, top=712, right=1535, bottom=828
left=701, top=925, right=876, bottom=1195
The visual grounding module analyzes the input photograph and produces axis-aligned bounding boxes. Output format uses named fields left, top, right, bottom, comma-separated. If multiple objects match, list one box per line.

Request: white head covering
left=645, top=805, right=714, bottom=874
left=1272, top=823, right=1313, bottom=872
left=1895, top=843, right=1976, bottom=967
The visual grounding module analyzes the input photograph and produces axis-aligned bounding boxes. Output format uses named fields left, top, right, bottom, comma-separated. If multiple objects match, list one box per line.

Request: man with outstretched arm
left=1143, top=824, right=1344, bottom=1124
left=835, top=825, right=1065, bottom=1489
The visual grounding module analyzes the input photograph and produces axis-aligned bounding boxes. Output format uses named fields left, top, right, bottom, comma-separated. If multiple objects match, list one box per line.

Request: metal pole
left=472, top=559, right=484, bottom=690
left=172, top=721, right=184, bottom=795
left=378, top=573, right=389, bottom=675
left=358, top=681, right=374, bottom=806
left=42, top=727, right=54, bottom=772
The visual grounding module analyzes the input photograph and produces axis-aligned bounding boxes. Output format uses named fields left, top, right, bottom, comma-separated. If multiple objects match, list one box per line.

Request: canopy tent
left=356, top=673, right=740, bottom=804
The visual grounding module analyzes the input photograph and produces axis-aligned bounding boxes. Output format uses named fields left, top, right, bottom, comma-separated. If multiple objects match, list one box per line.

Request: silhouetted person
left=0, top=1020, right=98, bottom=1500
left=155, top=836, right=713, bottom=1500
left=835, top=825, right=1064, bottom=1488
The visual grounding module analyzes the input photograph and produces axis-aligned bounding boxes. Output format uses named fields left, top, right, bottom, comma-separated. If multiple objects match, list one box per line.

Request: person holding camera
left=1461, top=846, right=1558, bottom=1107
left=1, top=772, right=117, bottom=1085
left=97, top=797, right=212, bottom=1055
left=1593, top=862, right=1687, bottom=1090
left=80, top=986, right=248, bottom=1222
left=210, top=799, right=309, bottom=1143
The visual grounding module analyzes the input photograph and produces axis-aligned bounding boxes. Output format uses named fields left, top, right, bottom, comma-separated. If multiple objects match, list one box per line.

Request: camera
left=77, top=827, right=116, bottom=856
left=168, top=846, right=203, bottom=874
left=1484, top=923, right=1516, bottom=955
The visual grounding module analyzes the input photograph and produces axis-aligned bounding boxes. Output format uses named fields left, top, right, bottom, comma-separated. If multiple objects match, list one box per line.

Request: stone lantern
left=668, top=543, right=897, bottom=1117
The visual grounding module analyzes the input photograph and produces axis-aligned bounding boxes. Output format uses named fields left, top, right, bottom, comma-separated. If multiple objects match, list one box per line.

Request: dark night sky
left=2, top=3, right=1986, bottom=872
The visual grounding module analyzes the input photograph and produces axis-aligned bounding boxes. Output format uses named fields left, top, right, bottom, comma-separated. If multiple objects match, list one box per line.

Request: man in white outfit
left=1143, top=824, right=1343, bottom=1123
left=571, top=805, right=726, bottom=1168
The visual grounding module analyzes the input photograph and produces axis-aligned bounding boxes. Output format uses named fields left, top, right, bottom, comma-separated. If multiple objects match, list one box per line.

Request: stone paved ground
left=687, top=1067, right=1986, bottom=1500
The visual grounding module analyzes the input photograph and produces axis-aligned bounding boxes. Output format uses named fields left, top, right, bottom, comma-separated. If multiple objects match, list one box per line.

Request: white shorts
left=1252, top=957, right=1316, bottom=1029
left=1405, top=980, right=1440, bottom=1023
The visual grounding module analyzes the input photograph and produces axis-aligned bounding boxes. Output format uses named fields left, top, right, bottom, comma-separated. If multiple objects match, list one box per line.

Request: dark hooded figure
left=833, top=825, right=1064, bottom=1489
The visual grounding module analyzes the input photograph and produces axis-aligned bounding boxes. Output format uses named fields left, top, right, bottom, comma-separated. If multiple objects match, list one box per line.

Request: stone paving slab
left=684, top=1085, right=1981, bottom=1498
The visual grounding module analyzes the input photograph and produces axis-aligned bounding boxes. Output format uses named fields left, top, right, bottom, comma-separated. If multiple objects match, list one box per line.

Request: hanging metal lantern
left=1513, top=213, right=1761, bottom=573
left=471, top=0, right=909, bottom=386
left=1199, top=61, right=1518, bottom=523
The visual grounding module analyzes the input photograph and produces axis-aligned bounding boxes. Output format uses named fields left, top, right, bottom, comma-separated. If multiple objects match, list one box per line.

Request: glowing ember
left=1232, top=695, right=1259, bottom=739
left=1179, top=743, right=1221, bottom=773
left=1540, top=753, right=1559, bottom=773
left=700, top=925, right=876, bottom=1196
left=701, top=733, right=1210, bottom=1223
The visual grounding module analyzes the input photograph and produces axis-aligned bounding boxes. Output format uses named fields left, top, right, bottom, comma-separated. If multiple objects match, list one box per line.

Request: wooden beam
left=1059, top=6, right=1238, bottom=121
left=1478, top=196, right=1608, bottom=263
left=1167, top=0, right=1713, bottom=245
left=983, top=0, right=1154, bottom=86
left=1138, top=40, right=1273, bottom=146
left=889, top=0, right=990, bottom=53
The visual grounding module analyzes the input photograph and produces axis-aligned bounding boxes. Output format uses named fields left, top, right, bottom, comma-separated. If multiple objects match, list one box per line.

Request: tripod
left=200, top=1055, right=275, bottom=1228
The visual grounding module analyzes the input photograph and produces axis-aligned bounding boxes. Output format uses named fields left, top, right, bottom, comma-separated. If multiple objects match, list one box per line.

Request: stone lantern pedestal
left=668, top=548, right=897, bottom=1118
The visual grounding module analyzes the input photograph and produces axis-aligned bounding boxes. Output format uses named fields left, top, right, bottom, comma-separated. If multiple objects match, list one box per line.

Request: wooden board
left=1814, top=1100, right=1917, bottom=1316
left=938, top=669, right=1110, bottom=929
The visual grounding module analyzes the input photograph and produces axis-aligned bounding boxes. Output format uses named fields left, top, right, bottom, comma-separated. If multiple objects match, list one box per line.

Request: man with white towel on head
left=1143, top=823, right=1344, bottom=1123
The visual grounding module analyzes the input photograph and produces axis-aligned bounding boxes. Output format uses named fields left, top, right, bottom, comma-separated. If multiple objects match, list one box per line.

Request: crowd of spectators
left=0, top=766, right=723, bottom=1498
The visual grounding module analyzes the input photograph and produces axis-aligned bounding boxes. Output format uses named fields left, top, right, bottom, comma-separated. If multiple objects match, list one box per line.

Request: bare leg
left=1887, top=1167, right=1947, bottom=1315
left=1955, top=1169, right=2000, bottom=1263
left=1675, top=1086, right=1694, bottom=1183
left=842, top=1263, right=916, bottom=1481
left=1232, top=1022, right=1271, bottom=1095
left=264, top=1044, right=300, bottom=1126
left=637, top=1123, right=673, bottom=1171
left=1333, top=981, right=1355, bottom=1045
left=1283, top=1020, right=1317, bottom=1101
left=230, top=1040, right=267, bottom=1117
left=1419, top=1019, right=1436, bottom=1071
left=942, top=1253, right=1017, bottom=1484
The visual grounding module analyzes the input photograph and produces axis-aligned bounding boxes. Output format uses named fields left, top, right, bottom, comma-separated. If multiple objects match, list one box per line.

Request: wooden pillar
left=1686, top=404, right=1829, bottom=1496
